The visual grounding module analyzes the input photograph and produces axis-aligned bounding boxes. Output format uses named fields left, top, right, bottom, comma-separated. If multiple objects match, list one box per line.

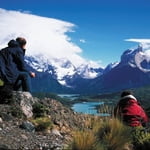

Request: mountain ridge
left=26, top=45, right=150, bottom=94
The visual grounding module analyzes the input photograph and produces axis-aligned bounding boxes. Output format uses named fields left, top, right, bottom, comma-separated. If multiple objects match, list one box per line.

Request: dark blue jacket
left=0, top=40, right=28, bottom=84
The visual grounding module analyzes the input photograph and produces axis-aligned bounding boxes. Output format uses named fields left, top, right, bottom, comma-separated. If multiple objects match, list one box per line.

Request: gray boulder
left=0, top=89, right=37, bottom=118
left=20, top=121, right=35, bottom=132
left=12, top=91, right=36, bottom=118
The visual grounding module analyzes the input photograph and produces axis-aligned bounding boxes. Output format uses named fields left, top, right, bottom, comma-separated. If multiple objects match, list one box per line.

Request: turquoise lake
left=58, top=94, right=110, bottom=116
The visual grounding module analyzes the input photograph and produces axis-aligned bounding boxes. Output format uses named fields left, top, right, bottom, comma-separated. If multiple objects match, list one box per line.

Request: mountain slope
left=26, top=45, right=150, bottom=94
left=25, top=55, right=103, bottom=93
left=89, top=46, right=150, bottom=93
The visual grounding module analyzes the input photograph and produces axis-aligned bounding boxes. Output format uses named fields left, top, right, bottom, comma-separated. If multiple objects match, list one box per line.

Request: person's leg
left=13, top=80, right=22, bottom=91
left=14, top=72, right=31, bottom=92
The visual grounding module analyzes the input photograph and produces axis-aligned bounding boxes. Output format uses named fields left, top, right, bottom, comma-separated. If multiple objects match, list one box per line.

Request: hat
left=121, top=90, right=133, bottom=97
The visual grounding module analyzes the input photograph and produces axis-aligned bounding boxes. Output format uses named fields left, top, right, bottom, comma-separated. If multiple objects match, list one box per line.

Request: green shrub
left=31, top=116, right=52, bottom=131
left=32, top=102, right=49, bottom=117
left=10, top=105, right=25, bottom=118
left=131, top=127, right=150, bottom=150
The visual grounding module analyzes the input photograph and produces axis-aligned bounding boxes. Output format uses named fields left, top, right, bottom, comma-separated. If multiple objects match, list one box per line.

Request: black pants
left=14, top=72, right=31, bottom=92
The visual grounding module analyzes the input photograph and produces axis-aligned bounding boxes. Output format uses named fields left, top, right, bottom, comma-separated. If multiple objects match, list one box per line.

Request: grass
left=70, top=130, right=98, bottom=150
left=97, top=118, right=131, bottom=150
left=69, top=103, right=150, bottom=150
left=131, top=127, right=150, bottom=150
left=97, top=104, right=114, bottom=117
left=31, top=116, right=53, bottom=131
left=69, top=117, right=132, bottom=150
left=69, top=103, right=133, bottom=150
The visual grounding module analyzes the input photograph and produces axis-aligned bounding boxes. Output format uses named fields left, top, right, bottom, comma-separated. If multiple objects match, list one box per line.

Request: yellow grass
left=97, top=118, right=131, bottom=150
left=71, top=130, right=98, bottom=150
left=31, top=116, right=52, bottom=131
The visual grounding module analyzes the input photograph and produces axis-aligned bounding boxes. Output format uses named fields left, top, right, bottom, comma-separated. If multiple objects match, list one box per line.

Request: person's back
left=114, top=90, right=149, bottom=127
left=0, top=37, right=35, bottom=92
left=0, top=40, right=21, bottom=84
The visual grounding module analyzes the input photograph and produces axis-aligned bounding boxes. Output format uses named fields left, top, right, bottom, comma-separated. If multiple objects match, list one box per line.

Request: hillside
left=85, top=85, right=150, bottom=118
left=0, top=88, right=150, bottom=150
left=0, top=89, right=93, bottom=149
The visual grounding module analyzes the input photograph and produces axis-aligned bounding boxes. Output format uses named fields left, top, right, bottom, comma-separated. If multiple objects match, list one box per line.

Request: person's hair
left=16, top=37, right=26, bottom=48
left=121, top=90, right=133, bottom=97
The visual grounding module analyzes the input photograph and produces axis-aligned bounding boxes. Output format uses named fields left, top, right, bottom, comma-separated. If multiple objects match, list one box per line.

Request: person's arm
left=15, top=48, right=28, bottom=72
left=14, top=49, right=36, bottom=78
left=16, top=49, right=36, bottom=78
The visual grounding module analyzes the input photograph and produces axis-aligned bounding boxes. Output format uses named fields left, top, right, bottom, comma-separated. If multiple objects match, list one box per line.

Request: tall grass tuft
left=69, top=117, right=132, bottom=150
left=69, top=103, right=150, bottom=150
left=70, top=130, right=98, bottom=150
left=98, top=104, right=114, bottom=117
left=83, top=115, right=103, bottom=132
left=97, top=118, right=131, bottom=150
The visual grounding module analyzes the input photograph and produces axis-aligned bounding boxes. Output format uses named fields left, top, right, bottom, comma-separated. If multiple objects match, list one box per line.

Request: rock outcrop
left=0, top=89, right=91, bottom=149
left=0, top=88, right=37, bottom=118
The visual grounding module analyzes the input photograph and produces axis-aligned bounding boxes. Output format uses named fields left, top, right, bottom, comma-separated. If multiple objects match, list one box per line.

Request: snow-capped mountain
left=25, top=55, right=103, bottom=88
left=76, top=64, right=103, bottom=78
left=103, top=62, right=119, bottom=74
left=120, top=45, right=150, bottom=72
left=25, top=45, right=150, bottom=94
left=89, top=45, right=150, bottom=94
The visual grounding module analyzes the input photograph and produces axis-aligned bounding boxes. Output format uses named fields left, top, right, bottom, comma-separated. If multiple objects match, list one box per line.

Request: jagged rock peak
left=120, top=46, right=143, bottom=65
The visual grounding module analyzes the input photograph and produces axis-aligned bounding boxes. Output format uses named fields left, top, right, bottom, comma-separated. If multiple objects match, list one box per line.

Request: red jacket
left=114, top=95, right=149, bottom=127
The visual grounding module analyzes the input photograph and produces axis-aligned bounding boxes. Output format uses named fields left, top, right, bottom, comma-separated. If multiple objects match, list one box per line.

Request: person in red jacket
left=114, top=90, right=149, bottom=127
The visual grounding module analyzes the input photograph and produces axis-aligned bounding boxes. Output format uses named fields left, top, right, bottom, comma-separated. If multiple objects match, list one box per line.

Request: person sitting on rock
left=114, top=90, right=149, bottom=127
left=0, top=37, right=35, bottom=92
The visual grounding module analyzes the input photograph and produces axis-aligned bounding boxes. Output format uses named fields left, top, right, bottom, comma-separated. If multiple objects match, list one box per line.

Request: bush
left=70, top=130, right=98, bottom=150
left=10, top=105, right=25, bottom=118
left=96, top=118, right=131, bottom=150
left=131, top=127, right=150, bottom=150
left=32, top=102, right=49, bottom=117
left=31, top=116, right=52, bottom=131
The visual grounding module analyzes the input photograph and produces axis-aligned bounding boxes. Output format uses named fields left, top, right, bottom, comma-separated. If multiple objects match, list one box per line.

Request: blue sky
left=0, top=0, right=150, bottom=67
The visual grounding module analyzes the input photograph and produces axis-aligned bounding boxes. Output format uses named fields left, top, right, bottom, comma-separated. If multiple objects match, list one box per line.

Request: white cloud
left=0, top=8, right=100, bottom=67
left=125, top=38, right=150, bottom=50
left=79, top=39, right=86, bottom=43
left=88, top=60, right=103, bottom=68
left=125, top=38, right=150, bottom=60
left=125, top=38, right=150, bottom=43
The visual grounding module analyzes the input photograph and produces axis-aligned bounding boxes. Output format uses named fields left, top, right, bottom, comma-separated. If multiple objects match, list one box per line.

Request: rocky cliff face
left=88, top=46, right=150, bottom=94
left=26, top=46, right=150, bottom=94
left=0, top=89, right=92, bottom=150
